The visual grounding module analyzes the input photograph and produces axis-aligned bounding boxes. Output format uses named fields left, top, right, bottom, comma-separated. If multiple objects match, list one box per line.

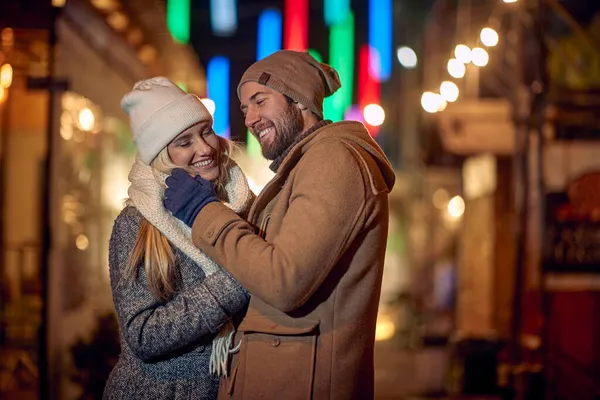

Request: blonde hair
left=125, top=136, right=236, bottom=301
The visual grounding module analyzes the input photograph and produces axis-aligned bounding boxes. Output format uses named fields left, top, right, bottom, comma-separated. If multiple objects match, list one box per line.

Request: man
left=164, top=50, right=395, bottom=399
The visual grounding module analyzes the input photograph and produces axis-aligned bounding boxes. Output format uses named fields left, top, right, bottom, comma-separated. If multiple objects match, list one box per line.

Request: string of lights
left=421, top=0, right=519, bottom=114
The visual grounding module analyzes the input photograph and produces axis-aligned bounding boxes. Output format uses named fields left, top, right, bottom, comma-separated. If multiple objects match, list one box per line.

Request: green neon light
left=246, top=130, right=262, bottom=158
left=176, top=82, right=188, bottom=92
left=308, top=49, right=322, bottom=62
left=167, top=0, right=191, bottom=44
left=324, top=12, right=354, bottom=122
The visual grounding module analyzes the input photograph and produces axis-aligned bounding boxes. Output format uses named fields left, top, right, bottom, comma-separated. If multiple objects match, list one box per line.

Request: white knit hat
left=121, top=77, right=213, bottom=164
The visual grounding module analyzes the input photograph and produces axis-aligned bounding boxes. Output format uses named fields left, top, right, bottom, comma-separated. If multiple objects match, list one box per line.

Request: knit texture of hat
left=237, top=50, right=342, bottom=119
left=121, top=77, right=213, bottom=165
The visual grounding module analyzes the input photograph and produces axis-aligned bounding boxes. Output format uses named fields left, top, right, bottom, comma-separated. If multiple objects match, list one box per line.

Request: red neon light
left=284, top=0, right=308, bottom=51
left=358, top=45, right=380, bottom=136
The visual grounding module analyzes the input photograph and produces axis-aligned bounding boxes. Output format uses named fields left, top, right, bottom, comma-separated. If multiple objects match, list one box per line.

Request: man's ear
left=295, top=102, right=309, bottom=111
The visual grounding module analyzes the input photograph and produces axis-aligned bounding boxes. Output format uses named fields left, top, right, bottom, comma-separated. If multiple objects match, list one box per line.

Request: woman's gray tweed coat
left=103, top=206, right=249, bottom=400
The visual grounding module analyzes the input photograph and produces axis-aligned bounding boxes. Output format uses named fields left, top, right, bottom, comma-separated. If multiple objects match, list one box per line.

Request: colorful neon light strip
left=284, top=0, right=308, bottom=51
left=167, top=0, right=190, bottom=44
left=210, top=0, right=238, bottom=37
left=368, top=0, right=392, bottom=81
left=207, top=56, right=230, bottom=139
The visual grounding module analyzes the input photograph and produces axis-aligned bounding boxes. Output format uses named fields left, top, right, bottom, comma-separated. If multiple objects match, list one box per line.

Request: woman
left=104, top=77, right=253, bottom=400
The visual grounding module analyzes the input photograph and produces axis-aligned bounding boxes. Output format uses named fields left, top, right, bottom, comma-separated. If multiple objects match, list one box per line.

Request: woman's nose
left=193, top=137, right=213, bottom=155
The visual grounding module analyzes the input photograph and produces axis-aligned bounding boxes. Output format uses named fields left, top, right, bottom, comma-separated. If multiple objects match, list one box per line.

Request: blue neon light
left=368, top=0, right=392, bottom=81
left=257, top=8, right=282, bottom=60
left=210, top=0, right=238, bottom=37
left=207, top=56, right=230, bottom=139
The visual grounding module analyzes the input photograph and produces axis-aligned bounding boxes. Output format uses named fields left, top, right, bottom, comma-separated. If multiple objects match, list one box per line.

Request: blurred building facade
left=416, top=0, right=600, bottom=398
left=0, top=0, right=206, bottom=398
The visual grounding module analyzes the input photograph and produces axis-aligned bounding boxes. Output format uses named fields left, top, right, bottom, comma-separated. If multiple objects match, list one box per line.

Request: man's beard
left=256, top=104, right=304, bottom=160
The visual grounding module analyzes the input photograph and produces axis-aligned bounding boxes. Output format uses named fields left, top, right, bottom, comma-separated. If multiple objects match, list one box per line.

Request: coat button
left=271, top=338, right=280, bottom=347
left=206, top=229, right=214, bottom=238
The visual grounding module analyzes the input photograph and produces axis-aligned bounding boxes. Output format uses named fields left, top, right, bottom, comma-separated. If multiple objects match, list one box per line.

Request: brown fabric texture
left=237, top=50, right=342, bottom=118
left=190, top=121, right=395, bottom=400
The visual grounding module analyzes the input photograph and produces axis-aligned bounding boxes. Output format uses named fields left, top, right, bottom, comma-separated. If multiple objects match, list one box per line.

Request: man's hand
left=164, top=168, right=219, bottom=227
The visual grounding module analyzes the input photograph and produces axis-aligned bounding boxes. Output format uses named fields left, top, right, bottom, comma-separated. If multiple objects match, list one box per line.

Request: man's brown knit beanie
left=237, top=50, right=342, bottom=119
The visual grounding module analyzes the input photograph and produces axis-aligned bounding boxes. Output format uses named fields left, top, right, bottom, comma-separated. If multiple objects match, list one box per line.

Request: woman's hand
left=164, top=168, right=219, bottom=227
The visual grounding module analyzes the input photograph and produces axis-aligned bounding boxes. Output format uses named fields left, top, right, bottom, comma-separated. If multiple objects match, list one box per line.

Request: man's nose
left=245, top=107, right=260, bottom=128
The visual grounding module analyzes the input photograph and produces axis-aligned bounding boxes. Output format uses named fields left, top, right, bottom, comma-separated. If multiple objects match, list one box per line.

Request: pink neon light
left=284, top=0, right=308, bottom=51
left=358, top=45, right=380, bottom=136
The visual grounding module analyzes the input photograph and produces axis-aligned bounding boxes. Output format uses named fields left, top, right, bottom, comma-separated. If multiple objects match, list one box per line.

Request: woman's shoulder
left=111, top=205, right=144, bottom=239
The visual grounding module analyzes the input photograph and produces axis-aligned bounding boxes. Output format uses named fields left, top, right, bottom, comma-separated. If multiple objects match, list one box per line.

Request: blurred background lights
left=440, top=81, right=459, bottom=102
left=396, top=46, right=417, bottom=68
left=375, top=313, right=395, bottom=341
left=210, top=0, right=238, bottom=37
left=257, top=8, right=282, bottom=60
left=454, top=44, right=472, bottom=64
left=433, top=188, right=450, bottom=209
left=447, top=195, right=465, bottom=218
left=1, top=63, right=13, bottom=88
left=421, top=91, right=443, bottom=114
left=324, top=0, right=351, bottom=27
left=363, top=103, right=385, bottom=126
left=480, top=28, right=499, bottom=47
left=200, top=98, right=216, bottom=115
left=503, top=0, right=517, bottom=3
left=471, top=47, right=489, bottom=67
left=207, top=56, right=231, bottom=138
left=437, top=99, right=448, bottom=112
left=75, top=234, right=89, bottom=251
left=167, top=0, right=191, bottom=44
left=447, top=59, right=466, bottom=78
left=368, top=0, right=392, bottom=81
left=107, top=11, right=129, bottom=31
left=0, top=86, right=5, bottom=103
left=78, top=108, right=95, bottom=132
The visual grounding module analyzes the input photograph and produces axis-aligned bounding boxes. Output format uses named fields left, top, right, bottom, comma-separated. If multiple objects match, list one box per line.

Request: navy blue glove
left=164, top=168, right=219, bottom=227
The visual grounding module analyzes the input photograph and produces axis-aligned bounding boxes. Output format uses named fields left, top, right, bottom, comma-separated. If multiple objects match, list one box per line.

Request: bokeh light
left=440, top=81, right=459, bottom=102
left=363, top=103, right=385, bottom=126
left=471, top=47, right=489, bottom=67
left=454, top=44, right=472, bottom=64
left=447, top=58, right=466, bottom=78
left=448, top=195, right=465, bottom=218
left=200, top=98, right=216, bottom=115
left=396, top=46, right=417, bottom=68
left=78, top=108, right=95, bottom=132
left=480, top=27, right=499, bottom=47
left=421, top=92, right=443, bottom=114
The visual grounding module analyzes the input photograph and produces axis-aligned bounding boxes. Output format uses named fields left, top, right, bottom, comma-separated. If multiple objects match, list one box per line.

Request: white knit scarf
left=127, top=157, right=253, bottom=376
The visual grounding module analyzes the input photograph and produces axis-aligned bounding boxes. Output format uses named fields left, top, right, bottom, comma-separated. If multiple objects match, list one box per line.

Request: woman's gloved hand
left=164, top=168, right=219, bottom=227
